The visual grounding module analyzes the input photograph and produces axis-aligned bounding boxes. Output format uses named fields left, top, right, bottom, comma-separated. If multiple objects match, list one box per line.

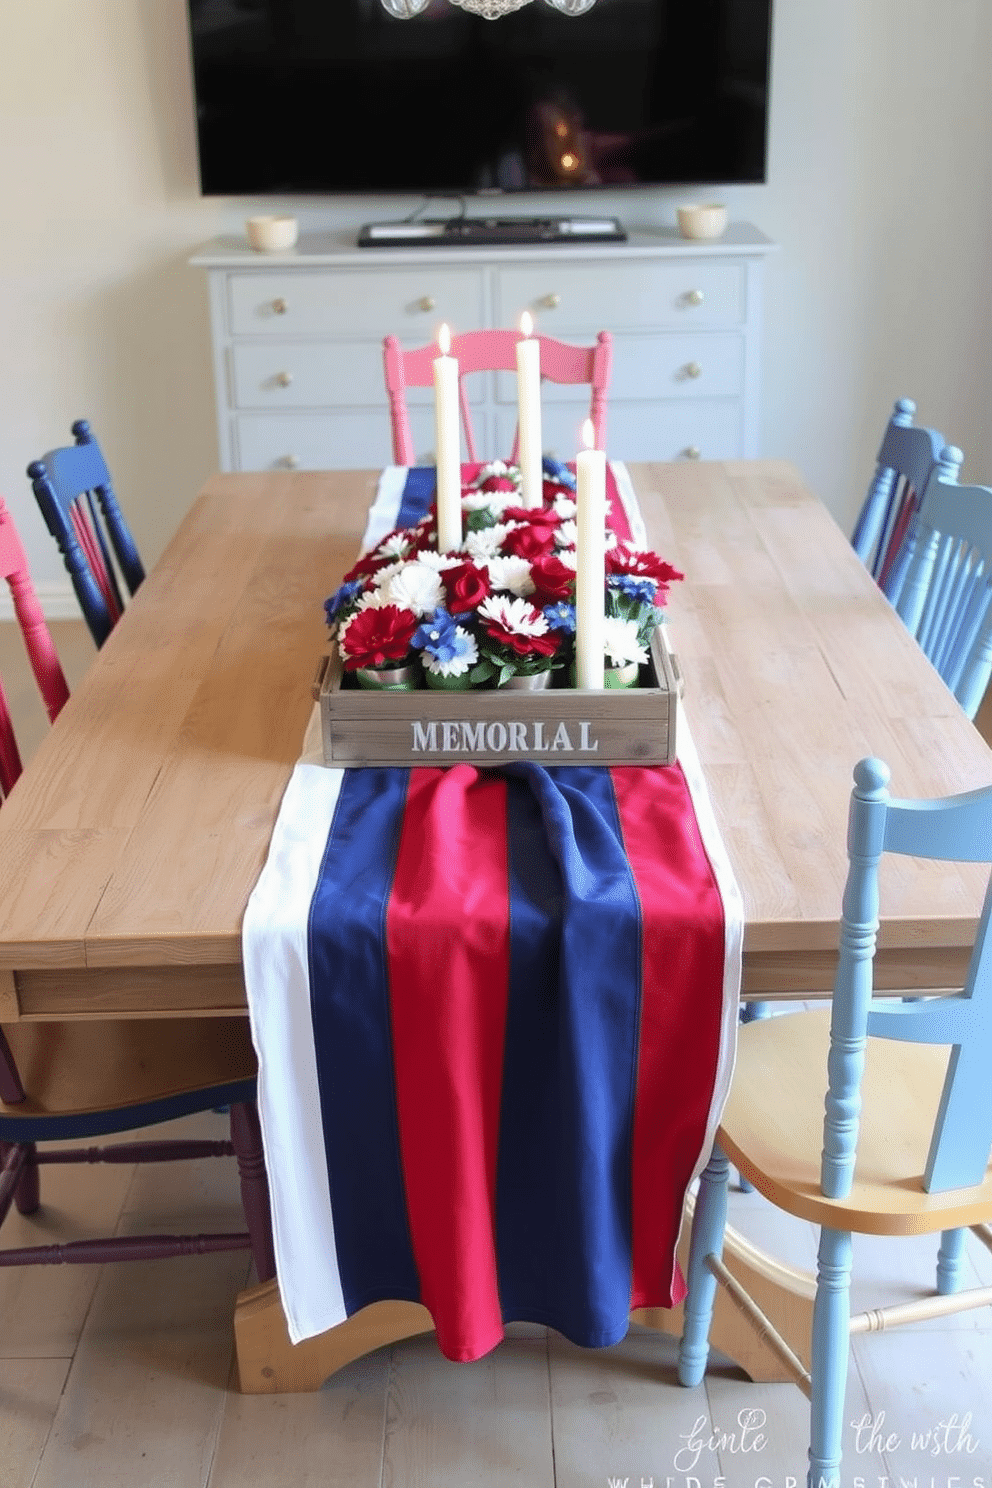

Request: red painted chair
left=383, top=328, right=613, bottom=465
left=0, top=498, right=69, bottom=799
left=0, top=517, right=274, bottom=1282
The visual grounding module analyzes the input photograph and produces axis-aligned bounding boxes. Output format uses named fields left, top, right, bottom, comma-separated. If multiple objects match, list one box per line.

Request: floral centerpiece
left=323, top=460, right=683, bottom=691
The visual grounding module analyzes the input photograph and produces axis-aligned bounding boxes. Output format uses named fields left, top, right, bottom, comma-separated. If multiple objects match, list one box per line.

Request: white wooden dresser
left=190, top=223, right=776, bottom=472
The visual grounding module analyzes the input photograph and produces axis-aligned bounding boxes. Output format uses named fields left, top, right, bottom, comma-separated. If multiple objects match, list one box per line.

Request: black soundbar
left=358, top=216, right=627, bottom=249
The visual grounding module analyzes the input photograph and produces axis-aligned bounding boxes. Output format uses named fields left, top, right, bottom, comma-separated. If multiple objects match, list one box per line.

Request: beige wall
left=1, top=0, right=990, bottom=600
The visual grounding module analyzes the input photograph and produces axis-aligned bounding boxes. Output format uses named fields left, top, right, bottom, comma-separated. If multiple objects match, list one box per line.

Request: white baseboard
left=0, top=582, right=80, bottom=623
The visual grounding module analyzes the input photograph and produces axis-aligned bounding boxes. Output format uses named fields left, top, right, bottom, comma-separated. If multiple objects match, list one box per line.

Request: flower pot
left=604, top=661, right=641, bottom=689
left=498, top=669, right=553, bottom=691
left=354, top=663, right=418, bottom=691
left=424, top=668, right=475, bottom=691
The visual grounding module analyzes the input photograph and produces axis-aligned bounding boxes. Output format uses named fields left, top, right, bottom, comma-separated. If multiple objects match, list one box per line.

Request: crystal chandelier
left=380, top=0, right=598, bottom=18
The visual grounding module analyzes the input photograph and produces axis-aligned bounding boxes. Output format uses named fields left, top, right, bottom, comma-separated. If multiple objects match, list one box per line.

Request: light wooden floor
left=2, top=621, right=992, bottom=1488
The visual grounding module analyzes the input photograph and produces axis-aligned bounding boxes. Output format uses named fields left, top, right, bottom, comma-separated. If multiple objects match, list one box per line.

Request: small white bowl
left=676, top=203, right=727, bottom=241
left=246, top=215, right=299, bottom=252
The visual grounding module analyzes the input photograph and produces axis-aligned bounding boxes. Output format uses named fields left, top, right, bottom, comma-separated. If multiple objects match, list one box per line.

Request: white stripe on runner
left=609, top=460, right=648, bottom=549
left=361, top=465, right=410, bottom=553
left=242, top=760, right=348, bottom=1343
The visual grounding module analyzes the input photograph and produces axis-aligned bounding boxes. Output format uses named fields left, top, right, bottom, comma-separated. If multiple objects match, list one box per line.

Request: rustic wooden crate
left=315, top=628, right=681, bottom=768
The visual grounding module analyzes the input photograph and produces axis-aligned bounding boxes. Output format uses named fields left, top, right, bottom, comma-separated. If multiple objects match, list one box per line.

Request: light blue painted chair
left=894, top=452, right=992, bottom=721
left=678, top=757, right=992, bottom=1488
left=851, top=398, right=947, bottom=605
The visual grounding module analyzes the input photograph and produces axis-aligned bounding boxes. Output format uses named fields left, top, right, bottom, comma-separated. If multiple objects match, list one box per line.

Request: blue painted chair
left=851, top=398, right=946, bottom=605
left=27, top=420, right=145, bottom=647
left=678, top=757, right=992, bottom=1488
left=894, top=451, right=992, bottom=721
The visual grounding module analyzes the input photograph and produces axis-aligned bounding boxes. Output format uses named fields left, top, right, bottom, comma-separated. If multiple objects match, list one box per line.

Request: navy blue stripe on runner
left=496, top=763, right=643, bottom=1345
left=397, top=466, right=437, bottom=529
left=307, top=767, right=421, bottom=1312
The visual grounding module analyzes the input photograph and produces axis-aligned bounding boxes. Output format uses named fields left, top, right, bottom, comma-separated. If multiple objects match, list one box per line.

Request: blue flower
left=543, top=601, right=576, bottom=634
left=324, top=579, right=364, bottom=624
left=611, top=574, right=656, bottom=604
left=413, top=609, right=461, bottom=663
left=542, top=455, right=576, bottom=490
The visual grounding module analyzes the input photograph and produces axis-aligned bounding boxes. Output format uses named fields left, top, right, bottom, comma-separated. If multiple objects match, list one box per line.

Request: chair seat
left=0, top=1017, right=257, bottom=1140
left=721, top=1009, right=992, bottom=1235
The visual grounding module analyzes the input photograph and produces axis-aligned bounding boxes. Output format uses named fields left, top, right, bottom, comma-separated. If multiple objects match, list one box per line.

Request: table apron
left=742, top=945, right=973, bottom=999
left=1, top=946, right=971, bottom=1020
left=9, top=964, right=247, bottom=1020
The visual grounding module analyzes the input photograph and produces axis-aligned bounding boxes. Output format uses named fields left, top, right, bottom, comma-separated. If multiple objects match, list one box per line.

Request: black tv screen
left=187, top=0, right=773, bottom=198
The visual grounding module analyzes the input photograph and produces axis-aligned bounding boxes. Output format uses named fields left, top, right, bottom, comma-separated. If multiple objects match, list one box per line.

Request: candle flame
left=581, top=418, right=595, bottom=451
left=519, top=310, right=533, bottom=338
left=438, top=323, right=451, bottom=356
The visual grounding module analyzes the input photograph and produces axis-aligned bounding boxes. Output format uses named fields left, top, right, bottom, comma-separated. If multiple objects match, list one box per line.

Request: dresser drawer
left=234, top=408, right=445, bottom=471
left=227, top=267, right=484, bottom=339
left=494, top=398, right=744, bottom=464
left=231, top=342, right=485, bottom=411
left=494, top=261, right=745, bottom=332
left=495, top=332, right=745, bottom=405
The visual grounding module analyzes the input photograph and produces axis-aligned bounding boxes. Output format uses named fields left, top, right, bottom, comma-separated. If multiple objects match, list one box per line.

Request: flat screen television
left=187, top=0, right=773, bottom=199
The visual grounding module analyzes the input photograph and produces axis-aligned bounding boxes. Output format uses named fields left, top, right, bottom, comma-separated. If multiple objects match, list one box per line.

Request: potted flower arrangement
left=323, top=461, right=682, bottom=692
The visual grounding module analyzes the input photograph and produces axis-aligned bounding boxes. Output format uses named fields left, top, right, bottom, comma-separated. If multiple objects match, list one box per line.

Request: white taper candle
left=574, top=418, right=606, bottom=690
left=516, top=311, right=542, bottom=508
left=433, top=323, right=462, bottom=552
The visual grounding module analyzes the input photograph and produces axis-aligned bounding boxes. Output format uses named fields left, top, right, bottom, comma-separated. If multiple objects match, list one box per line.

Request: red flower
left=339, top=605, right=417, bottom=670
left=502, top=523, right=556, bottom=559
left=501, top=505, right=559, bottom=530
left=441, top=561, right=490, bottom=615
left=606, top=544, right=684, bottom=586
left=528, top=553, right=575, bottom=604
left=479, top=476, right=516, bottom=492
left=481, top=609, right=559, bottom=659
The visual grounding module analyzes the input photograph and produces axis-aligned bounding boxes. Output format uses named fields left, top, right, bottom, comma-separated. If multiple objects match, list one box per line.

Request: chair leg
left=936, top=1226, right=967, bottom=1295
left=229, top=1102, right=276, bottom=1284
left=736, top=1008, right=768, bottom=1194
left=677, top=1144, right=730, bottom=1387
left=809, top=1226, right=852, bottom=1488
left=14, top=1142, right=39, bottom=1214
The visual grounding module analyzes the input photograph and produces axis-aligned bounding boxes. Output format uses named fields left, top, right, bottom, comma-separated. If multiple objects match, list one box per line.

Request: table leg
left=233, top=1210, right=815, bottom=1395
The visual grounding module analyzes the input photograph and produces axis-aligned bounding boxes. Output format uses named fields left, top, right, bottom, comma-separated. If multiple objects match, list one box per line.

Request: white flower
left=376, top=560, right=445, bottom=617
left=415, top=549, right=463, bottom=571
left=602, top=617, right=649, bottom=667
left=557, top=549, right=577, bottom=571
left=478, top=594, right=549, bottom=637
left=375, top=532, right=412, bottom=560
left=464, top=524, right=511, bottom=561
left=461, top=491, right=518, bottom=515
left=486, top=554, right=535, bottom=596
left=552, top=495, right=577, bottom=519
left=555, top=519, right=578, bottom=550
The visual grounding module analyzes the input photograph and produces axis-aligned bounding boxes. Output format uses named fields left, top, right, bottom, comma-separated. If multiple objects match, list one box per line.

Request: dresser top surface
left=190, top=222, right=777, bottom=271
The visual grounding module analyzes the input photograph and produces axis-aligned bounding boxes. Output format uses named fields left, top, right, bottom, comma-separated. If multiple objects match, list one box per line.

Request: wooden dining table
left=1, top=459, right=990, bottom=1391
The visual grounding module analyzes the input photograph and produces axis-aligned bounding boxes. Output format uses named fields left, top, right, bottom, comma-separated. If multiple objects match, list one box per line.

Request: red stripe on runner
left=610, top=765, right=726, bottom=1308
left=385, top=765, right=511, bottom=1360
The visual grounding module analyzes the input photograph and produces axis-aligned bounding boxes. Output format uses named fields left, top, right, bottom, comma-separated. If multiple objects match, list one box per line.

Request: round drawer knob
left=280, top=454, right=300, bottom=469
left=276, top=370, right=293, bottom=387
left=271, top=297, right=288, bottom=315
left=684, top=361, right=702, bottom=379
left=684, top=289, right=705, bottom=307
left=540, top=293, right=561, bottom=309
left=417, top=296, right=436, bottom=312
left=683, top=446, right=702, bottom=461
